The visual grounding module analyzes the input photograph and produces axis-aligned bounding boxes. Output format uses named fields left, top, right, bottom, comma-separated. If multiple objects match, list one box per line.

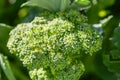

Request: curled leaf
left=0, top=54, right=16, bottom=80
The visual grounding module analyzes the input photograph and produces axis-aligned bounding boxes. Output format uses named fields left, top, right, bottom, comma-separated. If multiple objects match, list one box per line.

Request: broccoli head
left=7, top=10, right=102, bottom=80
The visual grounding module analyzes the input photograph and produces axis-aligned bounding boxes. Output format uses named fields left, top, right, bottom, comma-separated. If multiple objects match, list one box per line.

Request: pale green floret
left=7, top=12, right=102, bottom=80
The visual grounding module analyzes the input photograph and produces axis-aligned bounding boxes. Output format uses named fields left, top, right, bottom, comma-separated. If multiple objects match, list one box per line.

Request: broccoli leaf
left=76, top=0, right=90, bottom=6
left=103, top=26, right=120, bottom=74
left=0, top=54, right=16, bottom=80
left=0, top=23, right=12, bottom=54
left=21, top=0, right=71, bottom=12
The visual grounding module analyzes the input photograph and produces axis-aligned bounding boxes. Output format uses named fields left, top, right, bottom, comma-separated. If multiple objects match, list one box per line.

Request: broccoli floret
left=7, top=10, right=102, bottom=80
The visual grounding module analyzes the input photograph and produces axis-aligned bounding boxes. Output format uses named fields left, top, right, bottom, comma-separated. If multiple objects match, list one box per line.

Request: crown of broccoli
left=7, top=9, right=102, bottom=80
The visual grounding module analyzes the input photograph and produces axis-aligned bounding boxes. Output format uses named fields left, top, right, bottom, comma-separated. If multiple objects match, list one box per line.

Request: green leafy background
left=0, top=0, right=120, bottom=80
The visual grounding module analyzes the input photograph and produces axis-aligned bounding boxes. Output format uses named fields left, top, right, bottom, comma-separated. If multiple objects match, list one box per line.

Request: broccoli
left=7, top=1, right=102, bottom=80
left=7, top=10, right=101, bottom=80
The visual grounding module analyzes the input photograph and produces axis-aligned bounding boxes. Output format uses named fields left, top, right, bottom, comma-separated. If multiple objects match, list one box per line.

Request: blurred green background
left=0, top=0, right=120, bottom=80
left=0, top=0, right=28, bottom=26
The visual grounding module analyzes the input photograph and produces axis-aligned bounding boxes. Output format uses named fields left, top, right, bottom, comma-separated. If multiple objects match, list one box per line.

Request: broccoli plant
left=7, top=0, right=102, bottom=80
